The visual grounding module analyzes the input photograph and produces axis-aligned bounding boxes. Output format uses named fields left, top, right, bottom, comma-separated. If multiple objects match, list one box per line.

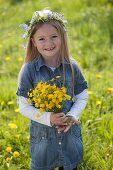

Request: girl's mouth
left=45, top=47, right=55, bottom=51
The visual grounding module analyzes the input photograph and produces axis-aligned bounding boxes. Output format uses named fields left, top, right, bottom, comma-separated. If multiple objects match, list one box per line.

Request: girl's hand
left=50, top=112, right=68, bottom=126
left=64, top=116, right=80, bottom=133
left=56, top=116, right=80, bottom=133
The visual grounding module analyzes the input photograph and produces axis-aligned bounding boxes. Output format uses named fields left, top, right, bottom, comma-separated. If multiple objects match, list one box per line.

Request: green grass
left=0, top=0, right=113, bottom=169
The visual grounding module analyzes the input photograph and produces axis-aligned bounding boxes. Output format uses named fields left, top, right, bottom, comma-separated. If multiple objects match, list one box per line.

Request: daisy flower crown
left=20, top=9, right=67, bottom=39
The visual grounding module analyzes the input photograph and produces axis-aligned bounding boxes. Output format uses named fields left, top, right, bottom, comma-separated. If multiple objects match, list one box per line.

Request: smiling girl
left=16, top=9, right=88, bottom=170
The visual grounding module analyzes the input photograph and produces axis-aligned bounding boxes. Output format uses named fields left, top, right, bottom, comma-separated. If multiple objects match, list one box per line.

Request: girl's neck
left=44, top=58, right=60, bottom=68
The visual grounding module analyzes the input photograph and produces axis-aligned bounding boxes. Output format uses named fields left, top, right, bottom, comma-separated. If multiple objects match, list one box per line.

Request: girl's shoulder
left=21, top=57, right=39, bottom=73
left=70, top=57, right=82, bottom=72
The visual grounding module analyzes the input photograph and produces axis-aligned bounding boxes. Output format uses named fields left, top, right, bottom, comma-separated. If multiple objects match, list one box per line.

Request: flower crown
left=20, top=9, right=67, bottom=39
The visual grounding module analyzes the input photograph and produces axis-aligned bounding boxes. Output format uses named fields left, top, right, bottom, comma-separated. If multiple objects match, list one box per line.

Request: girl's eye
left=52, top=35, right=57, bottom=38
left=39, top=38, right=45, bottom=41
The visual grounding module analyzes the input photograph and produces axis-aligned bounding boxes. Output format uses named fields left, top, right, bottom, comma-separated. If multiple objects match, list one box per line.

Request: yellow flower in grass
left=1, top=101, right=5, bottom=105
left=6, top=147, right=12, bottom=153
left=8, top=123, right=17, bottom=129
left=107, top=87, right=113, bottom=93
left=18, top=57, right=23, bottom=62
left=13, top=151, right=20, bottom=158
left=96, top=74, right=102, bottom=79
left=7, top=101, right=14, bottom=105
left=6, top=157, right=11, bottom=162
left=0, top=44, right=3, bottom=48
left=5, top=57, right=11, bottom=61
left=15, top=135, right=20, bottom=139
left=96, top=100, right=102, bottom=106
left=88, top=91, right=93, bottom=95
left=14, top=108, right=19, bottom=113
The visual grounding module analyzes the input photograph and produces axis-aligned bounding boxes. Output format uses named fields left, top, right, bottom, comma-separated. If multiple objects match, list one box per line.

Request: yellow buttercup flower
left=15, top=135, right=20, bottom=139
left=7, top=101, right=14, bottom=105
left=13, top=151, right=20, bottom=158
left=5, top=57, right=11, bottom=61
left=96, top=100, right=102, bottom=106
left=6, top=147, right=12, bottom=153
left=14, top=108, right=19, bottom=113
left=88, top=91, right=93, bottom=95
left=39, top=108, right=44, bottom=112
left=6, top=157, right=11, bottom=162
left=18, top=57, right=23, bottom=62
left=8, top=123, right=17, bottom=129
left=107, top=87, right=113, bottom=93
left=1, top=101, right=5, bottom=105
left=96, top=74, right=102, bottom=79
left=28, top=78, right=71, bottom=114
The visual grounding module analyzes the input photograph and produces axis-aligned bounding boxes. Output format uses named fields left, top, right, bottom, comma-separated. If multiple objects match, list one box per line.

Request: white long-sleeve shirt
left=18, top=89, right=88, bottom=127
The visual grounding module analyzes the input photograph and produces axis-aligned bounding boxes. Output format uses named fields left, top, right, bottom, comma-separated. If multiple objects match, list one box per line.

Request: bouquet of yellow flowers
left=27, top=76, right=71, bottom=114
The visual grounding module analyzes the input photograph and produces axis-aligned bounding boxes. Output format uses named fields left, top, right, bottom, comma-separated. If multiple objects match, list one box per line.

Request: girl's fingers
left=64, top=125, right=71, bottom=133
left=56, top=125, right=66, bottom=132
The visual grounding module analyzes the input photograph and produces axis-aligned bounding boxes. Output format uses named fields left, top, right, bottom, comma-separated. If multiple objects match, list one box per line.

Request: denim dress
left=16, top=56, right=88, bottom=170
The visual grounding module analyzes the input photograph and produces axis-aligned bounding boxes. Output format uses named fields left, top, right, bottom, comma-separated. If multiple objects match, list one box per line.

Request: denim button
left=59, top=142, right=62, bottom=145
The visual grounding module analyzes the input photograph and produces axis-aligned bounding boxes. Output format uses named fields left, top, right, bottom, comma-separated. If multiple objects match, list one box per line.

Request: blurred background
left=0, top=0, right=113, bottom=169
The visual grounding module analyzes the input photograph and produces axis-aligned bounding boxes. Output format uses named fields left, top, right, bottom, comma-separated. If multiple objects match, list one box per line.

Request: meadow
left=0, top=0, right=113, bottom=169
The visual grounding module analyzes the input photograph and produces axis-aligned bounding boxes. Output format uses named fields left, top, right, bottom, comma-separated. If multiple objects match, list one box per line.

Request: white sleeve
left=18, top=96, right=52, bottom=127
left=67, top=89, right=88, bottom=119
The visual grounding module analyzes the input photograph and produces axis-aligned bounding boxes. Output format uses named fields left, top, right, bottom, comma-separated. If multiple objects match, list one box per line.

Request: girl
left=16, top=9, right=88, bottom=170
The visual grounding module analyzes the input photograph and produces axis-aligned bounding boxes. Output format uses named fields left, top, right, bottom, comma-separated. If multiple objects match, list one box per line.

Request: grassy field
left=0, top=0, right=113, bottom=169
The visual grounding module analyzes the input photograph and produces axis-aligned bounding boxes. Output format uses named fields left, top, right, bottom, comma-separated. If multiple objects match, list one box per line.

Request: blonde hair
left=21, top=20, right=75, bottom=97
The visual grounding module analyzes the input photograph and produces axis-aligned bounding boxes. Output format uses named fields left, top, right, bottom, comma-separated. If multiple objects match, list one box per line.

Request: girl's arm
left=18, top=97, right=66, bottom=127
left=66, top=89, right=88, bottom=119
left=18, top=96, right=52, bottom=126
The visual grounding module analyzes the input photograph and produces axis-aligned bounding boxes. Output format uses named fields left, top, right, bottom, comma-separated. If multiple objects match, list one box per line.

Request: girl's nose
left=46, top=39, right=53, bottom=46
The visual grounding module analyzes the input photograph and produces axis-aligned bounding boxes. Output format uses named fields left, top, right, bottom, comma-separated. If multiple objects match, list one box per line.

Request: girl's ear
left=31, top=38, right=37, bottom=47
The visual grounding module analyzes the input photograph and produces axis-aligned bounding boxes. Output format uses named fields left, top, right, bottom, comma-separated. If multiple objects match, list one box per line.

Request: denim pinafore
left=16, top=56, right=88, bottom=170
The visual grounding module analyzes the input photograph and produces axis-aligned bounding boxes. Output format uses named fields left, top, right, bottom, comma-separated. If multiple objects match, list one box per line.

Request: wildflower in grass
left=96, top=100, right=102, bottom=106
left=27, top=135, right=30, bottom=140
left=18, top=57, right=23, bottom=62
left=96, top=74, right=102, bottom=79
left=107, top=87, right=113, bottom=93
left=6, top=157, right=11, bottom=162
left=106, top=153, right=110, bottom=157
left=14, top=108, right=19, bottom=113
left=13, top=151, right=20, bottom=158
left=5, top=57, right=11, bottom=61
left=15, top=134, right=20, bottom=139
left=0, top=44, right=2, bottom=47
left=28, top=77, right=71, bottom=114
left=1, top=101, right=5, bottom=105
left=6, top=147, right=12, bottom=153
left=88, top=90, right=93, bottom=95
left=7, top=101, right=14, bottom=105
left=8, top=123, right=17, bottom=129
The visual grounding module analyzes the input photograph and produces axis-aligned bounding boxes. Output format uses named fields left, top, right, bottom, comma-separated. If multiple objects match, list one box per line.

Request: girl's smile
left=32, top=23, right=61, bottom=66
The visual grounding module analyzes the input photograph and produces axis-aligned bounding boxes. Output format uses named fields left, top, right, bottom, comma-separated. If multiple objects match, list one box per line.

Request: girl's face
left=32, top=23, right=61, bottom=62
